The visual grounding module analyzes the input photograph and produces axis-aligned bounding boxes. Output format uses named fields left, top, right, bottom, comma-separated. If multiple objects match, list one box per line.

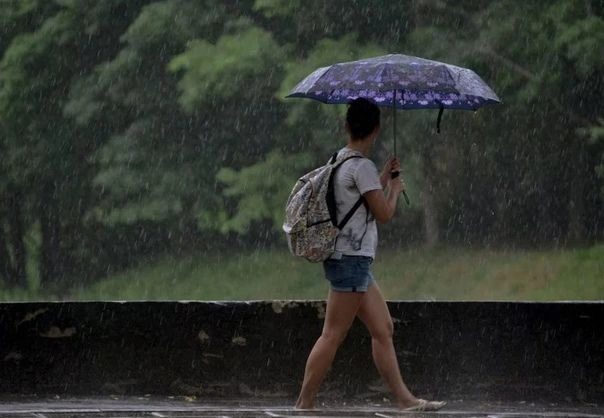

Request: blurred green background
left=0, top=0, right=603, bottom=301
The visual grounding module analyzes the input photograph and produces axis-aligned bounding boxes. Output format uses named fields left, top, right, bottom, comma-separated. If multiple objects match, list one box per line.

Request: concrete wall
left=1, top=301, right=602, bottom=402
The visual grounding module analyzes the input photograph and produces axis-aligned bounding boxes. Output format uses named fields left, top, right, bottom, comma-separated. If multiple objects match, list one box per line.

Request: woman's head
left=346, top=97, right=380, bottom=140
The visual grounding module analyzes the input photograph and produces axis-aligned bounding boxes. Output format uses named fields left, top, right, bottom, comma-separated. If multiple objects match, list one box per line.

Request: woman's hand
left=380, top=156, right=401, bottom=188
left=389, top=172, right=405, bottom=195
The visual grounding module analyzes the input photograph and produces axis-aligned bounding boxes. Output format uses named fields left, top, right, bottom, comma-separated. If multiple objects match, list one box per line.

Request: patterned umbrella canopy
left=286, top=53, right=501, bottom=112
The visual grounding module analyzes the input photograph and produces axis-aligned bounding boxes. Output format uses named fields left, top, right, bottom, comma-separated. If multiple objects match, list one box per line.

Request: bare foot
left=396, top=397, right=420, bottom=410
left=295, top=397, right=315, bottom=410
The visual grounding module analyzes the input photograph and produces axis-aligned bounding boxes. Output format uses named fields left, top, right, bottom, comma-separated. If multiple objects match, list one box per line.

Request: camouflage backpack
left=283, top=149, right=366, bottom=262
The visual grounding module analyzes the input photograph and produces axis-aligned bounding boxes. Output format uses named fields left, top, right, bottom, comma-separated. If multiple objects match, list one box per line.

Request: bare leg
left=356, top=282, right=419, bottom=409
left=295, top=289, right=364, bottom=409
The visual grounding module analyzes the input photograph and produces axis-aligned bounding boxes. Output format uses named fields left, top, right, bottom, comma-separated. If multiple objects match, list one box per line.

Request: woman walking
left=295, top=98, right=445, bottom=412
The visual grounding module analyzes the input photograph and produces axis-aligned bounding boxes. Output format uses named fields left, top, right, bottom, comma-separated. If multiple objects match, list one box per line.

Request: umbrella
left=285, top=53, right=501, bottom=204
left=286, top=53, right=501, bottom=153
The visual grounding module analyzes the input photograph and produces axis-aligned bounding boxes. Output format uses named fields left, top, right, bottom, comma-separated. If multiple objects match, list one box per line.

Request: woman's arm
left=368, top=157, right=404, bottom=223
left=363, top=178, right=403, bottom=224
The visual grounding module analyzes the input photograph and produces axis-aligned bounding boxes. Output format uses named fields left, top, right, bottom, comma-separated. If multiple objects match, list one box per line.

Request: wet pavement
left=0, top=397, right=602, bottom=418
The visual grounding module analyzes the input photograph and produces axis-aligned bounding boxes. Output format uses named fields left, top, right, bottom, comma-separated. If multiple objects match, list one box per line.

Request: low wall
left=1, top=301, right=602, bottom=403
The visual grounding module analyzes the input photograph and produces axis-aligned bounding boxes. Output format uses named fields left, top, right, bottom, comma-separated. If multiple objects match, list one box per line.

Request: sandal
left=403, top=399, right=447, bottom=411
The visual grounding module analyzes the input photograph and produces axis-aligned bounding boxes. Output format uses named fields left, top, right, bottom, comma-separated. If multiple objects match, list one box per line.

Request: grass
left=2, top=245, right=603, bottom=302
left=375, top=245, right=604, bottom=301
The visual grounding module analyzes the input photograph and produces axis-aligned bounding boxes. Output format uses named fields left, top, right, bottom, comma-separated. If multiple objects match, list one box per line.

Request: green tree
left=0, top=0, right=150, bottom=287
left=400, top=0, right=604, bottom=246
left=0, top=1, right=63, bottom=288
left=1, top=0, right=603, bottom=295
left=68, top=2, right=288, bottom=251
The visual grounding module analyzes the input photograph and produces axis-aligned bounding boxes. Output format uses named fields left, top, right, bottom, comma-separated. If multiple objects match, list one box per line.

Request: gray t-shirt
left=332, top=148, right=382, bottom=258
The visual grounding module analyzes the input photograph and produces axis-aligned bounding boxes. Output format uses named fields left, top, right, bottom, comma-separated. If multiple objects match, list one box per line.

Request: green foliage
left=215, top=151, right=313, bottom=234
left=0, top=0, right=603, bottom=295
left=169, top=23, right=285, bottom=110
left=582, top=118, right=604, bottom=198
left=122, top=0, right=214, bottom=50
left=399, top=0, right=604, bottom=245
left=90, top=121, right=187, bottom=225
left=253, top=0, right=414, bottom=52
left=68, top=1, right=249, bottom=233
left=554, top=16, right=604, bottom=75
left=0, top=0, right=154, bottom=287
left=253, top=0, right=299, bottom=17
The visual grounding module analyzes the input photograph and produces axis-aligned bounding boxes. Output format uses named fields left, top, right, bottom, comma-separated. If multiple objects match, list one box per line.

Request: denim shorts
left=323, top=255, right=374, bottom=292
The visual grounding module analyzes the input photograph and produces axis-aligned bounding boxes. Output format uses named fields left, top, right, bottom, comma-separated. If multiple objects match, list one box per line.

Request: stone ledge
left=1, top=301, right=602, bottom=402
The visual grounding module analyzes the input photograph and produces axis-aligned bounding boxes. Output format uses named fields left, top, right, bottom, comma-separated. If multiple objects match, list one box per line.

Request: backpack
left=283, top=149, right=366, bottom=262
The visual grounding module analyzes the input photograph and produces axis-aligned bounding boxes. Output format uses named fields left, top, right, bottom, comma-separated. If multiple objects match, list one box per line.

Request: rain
left=0, top=1, right=603, bottom=417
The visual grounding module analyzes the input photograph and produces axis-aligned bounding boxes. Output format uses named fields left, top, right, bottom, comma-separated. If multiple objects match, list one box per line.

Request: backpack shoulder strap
left=336, top=195, right=365, bottom=229
left=331, top=150, right=364, bottom=167
left=327, top=151, right=367, bottom=229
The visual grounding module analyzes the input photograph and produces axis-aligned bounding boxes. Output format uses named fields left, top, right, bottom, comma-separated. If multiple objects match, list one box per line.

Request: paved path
left=0, top=397, right=603, bottom=418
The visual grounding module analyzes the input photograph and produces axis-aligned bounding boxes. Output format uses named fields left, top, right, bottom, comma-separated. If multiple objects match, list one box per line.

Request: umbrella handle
left=436, top=106, right=444, bottom=134
left=391, top=171, right=410, bottom=205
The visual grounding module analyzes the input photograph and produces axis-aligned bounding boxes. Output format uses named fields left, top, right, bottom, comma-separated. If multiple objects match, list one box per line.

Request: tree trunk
left=0, top=226, right=17, bottom=286
left=40, top=182, right=62, bottom=285
left=8, top=190, right=27, bottom=288
left=422, top=148, right=439, bottom=248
